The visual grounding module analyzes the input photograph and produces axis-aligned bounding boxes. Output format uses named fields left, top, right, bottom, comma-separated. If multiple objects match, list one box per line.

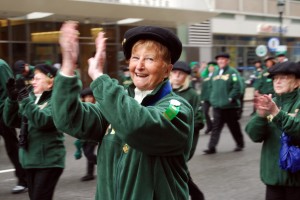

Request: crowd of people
left=1, top=21, right=300, bottom=200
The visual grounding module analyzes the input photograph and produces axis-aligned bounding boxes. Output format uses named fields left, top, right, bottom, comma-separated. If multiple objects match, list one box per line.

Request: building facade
left=1, top=0, right=300, bottom=86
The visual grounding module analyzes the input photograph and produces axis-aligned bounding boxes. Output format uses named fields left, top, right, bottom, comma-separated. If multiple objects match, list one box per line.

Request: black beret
left=253, top=60, right=262, bottom=64
left=264, top=56, right=275, bottom=63
left=268, top=61, right=300, bottom=78
left=122, top=26, right=182, bottom=64
left=215, top=52, right=230, bottom=59
left=207, top=61, right=218, bottom=66
left=35, top=63, right=57, bottom=78
left=80, top=87, right=93, bottom=98
left=13, top=60, right=26, bottom=74
left=172, top=61, right=191, bottom=75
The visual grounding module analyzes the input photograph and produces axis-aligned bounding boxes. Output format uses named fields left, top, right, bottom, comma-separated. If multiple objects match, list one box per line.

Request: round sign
left=268, top=37, right=280, bottom=52
left=255, top=45, right=268, bottom=57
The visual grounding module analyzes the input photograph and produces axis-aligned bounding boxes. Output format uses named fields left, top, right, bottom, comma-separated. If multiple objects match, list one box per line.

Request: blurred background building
left=0, top=0, right=300, bottom=86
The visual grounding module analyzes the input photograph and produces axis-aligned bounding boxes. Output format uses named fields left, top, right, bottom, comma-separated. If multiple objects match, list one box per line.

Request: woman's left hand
left=88, top=32, right=107, bottom=80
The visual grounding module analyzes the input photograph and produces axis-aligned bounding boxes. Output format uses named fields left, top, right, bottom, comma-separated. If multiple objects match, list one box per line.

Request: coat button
left=123, top=144, right=129, bottom=153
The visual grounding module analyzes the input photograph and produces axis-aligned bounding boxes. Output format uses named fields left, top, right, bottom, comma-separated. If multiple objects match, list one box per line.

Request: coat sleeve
left=91, top=75, right=194, bottom=156
left=271, top=110, right=300, bottom=138
left=3, top=98, right=22, bottom=128
left=52, top=73, right=108, bottom=141
left=19, top=97, right=56, bottom=130
left=228, top=69, right=242, bottom=101
left=245, top=114, right=270, bottom=142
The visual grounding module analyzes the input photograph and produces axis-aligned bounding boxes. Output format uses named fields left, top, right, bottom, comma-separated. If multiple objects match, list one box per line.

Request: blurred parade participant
left=204, top=53, right=244, bottom=154
left=13, top=60, right=35, bottom=86
left=119, top=65, right=132, bottom=87
left=3, top=63, right=65, bottom=200
left=53, top=21, right=194, bottom=199
left=74, top=87, right=98, bottom=182
left=255, top=56, right=276, bottom=98
left=276, top=51, right=288, bottom=63
left=0, top=59, right=27, bottom=194
left=170, top=60, right=205, bottom=200
left=190, top=61, right=201, bottom=92
left=246, top=61, right=300, bottom=200
left=200, top=61, right=218, bottom=134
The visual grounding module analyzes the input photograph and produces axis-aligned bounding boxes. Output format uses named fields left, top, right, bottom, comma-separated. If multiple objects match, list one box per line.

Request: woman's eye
left=131, top=56, right=139, bottom=61
left=145, top=58, right=154, bottom=62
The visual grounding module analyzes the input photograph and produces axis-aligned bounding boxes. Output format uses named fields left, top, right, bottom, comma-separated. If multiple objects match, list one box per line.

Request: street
left=0, top=101, right=265, bottom=200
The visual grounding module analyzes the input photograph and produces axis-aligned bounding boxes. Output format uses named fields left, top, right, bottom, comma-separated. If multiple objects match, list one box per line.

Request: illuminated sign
left=257, top=23, right=287, bottom=34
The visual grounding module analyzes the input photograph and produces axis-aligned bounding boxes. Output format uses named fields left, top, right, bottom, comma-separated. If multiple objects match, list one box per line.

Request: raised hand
left=88, top=32, right=107, bottom=80
left=59, top=21, right=79, bottom=76
left=255, top=94, right=279, bottom=117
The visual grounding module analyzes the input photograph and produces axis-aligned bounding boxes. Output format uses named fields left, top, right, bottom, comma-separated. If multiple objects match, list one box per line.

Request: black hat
left=80, top=87, right=93, bottom=98
left=207, top=61, right=218, bottom=66
left=13, top=60, right=26, bottom=74
left=268, top=61, right=300, bottom=78
left=35, top=63, right=57, bottom=78
left=122, top=26, right=182, bottom=64
left=172, top=61, right=191, bottom=74
left=215, top=52, right=230, bottom=60
left=264, top=56, right=275, bottom=63
left=253, top=59, right=262, bottom=64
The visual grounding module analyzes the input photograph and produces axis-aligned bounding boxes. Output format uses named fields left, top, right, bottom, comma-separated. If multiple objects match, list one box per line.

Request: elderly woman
left=53, top=22, right=194, bottom=199
left=245, top=61, right=300, bottom=200
left=3, top=63, right=65, bottom=200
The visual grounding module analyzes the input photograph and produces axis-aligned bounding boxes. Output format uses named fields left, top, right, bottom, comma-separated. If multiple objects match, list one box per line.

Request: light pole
left=277, top=0, right=285, bottom=45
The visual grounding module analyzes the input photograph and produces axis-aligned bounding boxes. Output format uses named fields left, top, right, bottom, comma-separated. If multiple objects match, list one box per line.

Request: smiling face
left=129, top=40, right=172, bottom=91
left=216, top=57, right=229, bottom=69
left=273, top=74, right=299, bottom=95
left=31, top=70, right=54, bottom=94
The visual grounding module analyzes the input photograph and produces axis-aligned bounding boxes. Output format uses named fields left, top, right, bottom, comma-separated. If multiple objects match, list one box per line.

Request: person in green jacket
left=200, top=61, right=218, bottom=134
left=54, top=21, right=194, bottom=200
left=169, top=60, right=205, bottom=200
left=255, top=56, right=276, bottom=97
left=203, top=52, right=244, bottom=154
left=3, top=63, right=66, bottom=200
left=245, top=61, right=300, bottom=200
left=12, top=60, right=35, bottom=86
left=0, top=59, right=27, bottom=194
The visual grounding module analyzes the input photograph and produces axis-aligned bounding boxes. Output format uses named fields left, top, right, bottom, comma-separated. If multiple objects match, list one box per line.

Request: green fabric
left=3, top=90, right=66, bottom=169
left=209, top=66, right=242, bottom=109
left=252, top=67, right=265, bottom=90
left=52, top=73, right=194, bottom=200
left=245, top=89, right=300, bottom=186
left=200, top=76, right=212, bottom=101
left=74, top=139, right=83, bottom=159
left=173, top=86, right=204, bottom=160
left=0, top=59, right=14, bottom=120
left=255, top=68, right=275, bottom=95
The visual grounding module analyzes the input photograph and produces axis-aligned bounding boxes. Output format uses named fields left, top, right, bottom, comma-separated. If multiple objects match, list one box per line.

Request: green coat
left=200, top=76, right=212, bottom=102
left=0, top=59, right=14, bottom=118
left=255, top=68, right=275, bottom=95
left=52, top=74, right=194, bottom=200
left=245, top=89, right=300, bottom=186
left=3, top=90, right=66, bottom=169
left=210, top=66, right=242, bottom=109
left=173, top=86, right=204, bottom=160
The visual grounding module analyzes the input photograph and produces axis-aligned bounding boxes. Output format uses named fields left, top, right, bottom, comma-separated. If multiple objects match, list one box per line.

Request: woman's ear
left=48, top=78, right=54, bottom=89
left=164, top=64, right=173, bottom=78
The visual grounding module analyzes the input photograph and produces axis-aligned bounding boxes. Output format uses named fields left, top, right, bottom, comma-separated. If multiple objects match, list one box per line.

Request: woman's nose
left=136, top=59, right=144, bottom=69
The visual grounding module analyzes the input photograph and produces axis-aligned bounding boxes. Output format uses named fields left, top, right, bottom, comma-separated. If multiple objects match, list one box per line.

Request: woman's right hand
left=59, top=21, right=79, bottom=76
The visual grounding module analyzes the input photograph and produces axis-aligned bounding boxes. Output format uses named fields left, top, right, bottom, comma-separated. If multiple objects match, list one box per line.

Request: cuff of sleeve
left=272, top=110, right=284, bottom=124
